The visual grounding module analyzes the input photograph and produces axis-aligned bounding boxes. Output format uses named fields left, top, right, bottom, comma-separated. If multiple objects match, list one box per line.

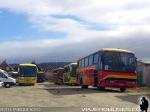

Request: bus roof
left=19, top=64, right=37, bottom=67
left=70, top=63, right=77, bottom=65
left=53, top=67, right=64, bottom=72
left=64, top=63, right=77, bottom=67
left=78, top=48, right=135, bottom=60
left=101, top=48, right=134, bottom=54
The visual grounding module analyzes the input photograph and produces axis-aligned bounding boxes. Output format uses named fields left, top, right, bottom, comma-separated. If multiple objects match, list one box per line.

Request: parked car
left=37, top=72, right=46, bottom=83
left=0, top=81, right=3, bottom=87
left=0, top=69, right=16, bottom=88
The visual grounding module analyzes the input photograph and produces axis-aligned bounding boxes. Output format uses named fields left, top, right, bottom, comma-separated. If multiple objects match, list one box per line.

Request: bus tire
left=120, top=88, right=126, bottom=92
left=31, top=83, right=35, bottom=86
left=80, top=78, right=88, bottom=89
left=80, top=78, right=83, bottom=85
left=97, top=86, right=105, bottom=90
left=18, top=83, right=23, bottom=86
left=82, top=85, right=88, bottom=89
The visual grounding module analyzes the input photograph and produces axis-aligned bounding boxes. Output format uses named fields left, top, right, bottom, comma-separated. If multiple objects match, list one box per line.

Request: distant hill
left=37, top=62, right=71, bottom=69
left=10, top=62, right=71, bottom=71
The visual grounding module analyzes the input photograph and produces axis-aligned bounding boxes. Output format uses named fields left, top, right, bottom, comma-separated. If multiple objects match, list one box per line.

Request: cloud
left=0, top=0, right=150, bottom=63
left=0, top=30, right=150, bottom=63
left=1, top=0, right=150, bottom=31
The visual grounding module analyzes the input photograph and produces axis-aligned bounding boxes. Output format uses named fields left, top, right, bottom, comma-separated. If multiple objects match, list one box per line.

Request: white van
left=0, top=69, right=16, bottom=88
left=0, top=81, right=3, bottom=87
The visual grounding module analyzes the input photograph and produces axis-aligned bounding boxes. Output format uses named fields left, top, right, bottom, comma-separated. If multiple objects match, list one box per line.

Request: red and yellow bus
left=77, top=48, right=137, bottom=92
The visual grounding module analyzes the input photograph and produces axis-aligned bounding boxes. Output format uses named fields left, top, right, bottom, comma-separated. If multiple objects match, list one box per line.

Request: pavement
left=0, top=82, right=149, bottom=112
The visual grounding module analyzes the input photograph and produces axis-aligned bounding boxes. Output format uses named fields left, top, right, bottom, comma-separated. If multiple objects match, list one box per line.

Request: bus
left=37, top=72, right=45, bottom=83
left=52, top=68, right=64, bottom=85
left=77, top=48, right=137, bottom=92
left=63, top=63, right=78, bottom=85
left=18, top=64, right=38, bottom=85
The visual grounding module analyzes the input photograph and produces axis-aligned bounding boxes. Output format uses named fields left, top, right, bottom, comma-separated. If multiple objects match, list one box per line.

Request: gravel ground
left=0, top=82, right=149, bottom=112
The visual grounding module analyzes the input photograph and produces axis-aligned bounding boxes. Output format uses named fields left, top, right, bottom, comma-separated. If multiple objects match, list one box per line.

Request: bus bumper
left=98, top=80, right=136, bottom=88
left=18, top=77, right=37, bottom=85
left=69, top=78, right=78, bottom=85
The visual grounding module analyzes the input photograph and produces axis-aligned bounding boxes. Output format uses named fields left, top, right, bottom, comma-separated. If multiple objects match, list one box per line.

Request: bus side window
left=89, top=55, right=93, bottom=66
left=93, top=53, right=100, bottom=70
left=94, top=53, right=99, bottom=64
left=78, top=61, right=82, bottom=67
left=85, top=57, right=89, bottom=67
left=99, top=53, right=102, bottom=70
left=81, top=59, right=85, bottom=68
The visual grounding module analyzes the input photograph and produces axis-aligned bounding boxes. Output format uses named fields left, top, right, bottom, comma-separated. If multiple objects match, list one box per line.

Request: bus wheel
left=31, top=83, right=35, bottom=86
left=82, top=85, right=88, bottom=89
left=120, top=88, right=126, bottom=92
left=97, top=86, right=105, bottom=90
left=18, top=83, right=23, bottom=86
left=4, top=83, right=11, bottom=88
left=80, top=78, right=88, bottom=89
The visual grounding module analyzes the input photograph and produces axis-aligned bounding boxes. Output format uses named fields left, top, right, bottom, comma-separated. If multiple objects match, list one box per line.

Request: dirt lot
left=0, top=82, right=149, bottom=112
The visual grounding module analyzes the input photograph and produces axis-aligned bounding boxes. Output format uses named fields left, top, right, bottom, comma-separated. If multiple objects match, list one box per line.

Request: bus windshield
left=71, top=65, right=77, bottom=77
left=103, top=52, right=136, bottom=73
left=19, top=66, right=37, bottom=77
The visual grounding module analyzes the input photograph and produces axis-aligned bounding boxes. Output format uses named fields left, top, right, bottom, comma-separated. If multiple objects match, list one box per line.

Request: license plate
left=26, top=79, right=30, bottom=82
left=120, top=83, right=125, bottom=86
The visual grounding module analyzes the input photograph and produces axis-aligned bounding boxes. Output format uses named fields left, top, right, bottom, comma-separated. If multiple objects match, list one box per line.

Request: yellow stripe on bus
left=101, top=75, right=137, bottom=81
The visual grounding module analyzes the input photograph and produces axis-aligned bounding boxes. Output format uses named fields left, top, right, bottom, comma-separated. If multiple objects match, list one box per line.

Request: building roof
left=0, top=60, right=15, bottom=72
left=1, top=61, right=7, bottom=65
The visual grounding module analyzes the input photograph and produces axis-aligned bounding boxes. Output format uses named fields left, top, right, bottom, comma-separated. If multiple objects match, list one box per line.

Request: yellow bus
left=63, top=63, right=78, bottom=85
left=18, top=64, right=38, bottom=85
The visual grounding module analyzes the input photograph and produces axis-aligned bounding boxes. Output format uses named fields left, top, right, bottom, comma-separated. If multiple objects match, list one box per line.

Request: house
left=0, top=60, right=15, bottom=72
left=137, top=60, right=150, bottom=86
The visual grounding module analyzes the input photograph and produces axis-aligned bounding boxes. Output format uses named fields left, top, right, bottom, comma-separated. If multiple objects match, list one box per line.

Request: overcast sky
left=0, top=0, right=150, bottom=63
